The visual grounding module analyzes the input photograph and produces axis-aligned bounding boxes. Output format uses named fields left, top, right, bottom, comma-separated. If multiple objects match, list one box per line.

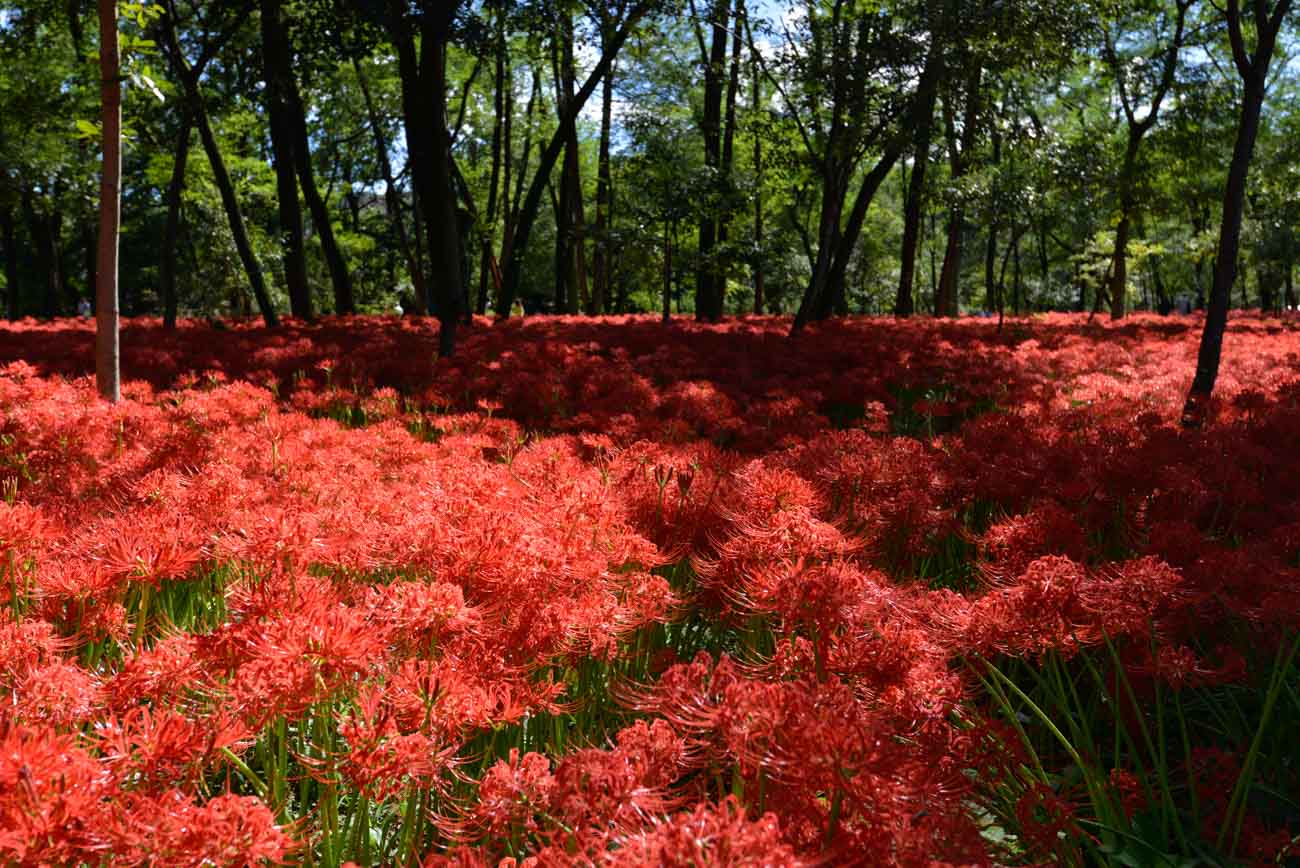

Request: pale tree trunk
left=96, top=0, right=121, bottom=403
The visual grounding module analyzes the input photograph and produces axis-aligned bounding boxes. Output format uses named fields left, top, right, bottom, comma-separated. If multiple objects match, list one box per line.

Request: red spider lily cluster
left=0, top=313, right=1297, bottom=866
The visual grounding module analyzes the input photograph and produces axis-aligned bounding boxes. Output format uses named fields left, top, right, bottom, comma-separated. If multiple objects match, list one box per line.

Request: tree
left=96, top=0, right=121, bottom=402
left=1101, top=0, right=1190, bottom=320
left=1183, top=0, right=1292, bottom=424
left=496, top=0, right=656, bottom=319
left=384, top=0, right=464, bottom=355
left=161, top=0, right=279, bottom=328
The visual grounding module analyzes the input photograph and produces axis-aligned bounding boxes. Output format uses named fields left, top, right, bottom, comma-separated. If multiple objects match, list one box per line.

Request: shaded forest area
left=3, top=0, right=1297, bottom=343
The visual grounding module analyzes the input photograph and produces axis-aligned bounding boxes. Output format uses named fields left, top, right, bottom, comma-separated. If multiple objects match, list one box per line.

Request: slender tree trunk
left=712, top=0, right=745, bottom=319
left=497, top=68, right=538, bottom=313
left=695, top=0, right=728, bottom=321
left=555, top=12, right=588, bottom=315
left=480, top=8, right=507, bottom=316
left=164, top=12, right=278, bottom=327
left=591, top=66, right=614, bottom=315
left=22, top=192, right=58, bottom=319
left=354, top=58, right=425, bottom=312
left=1184, top=0, right=1289, bottom=422
left=288, top=91, right=352, bottom=314
left=161, top=110, right=192, bottom=329
left=1012, top=230, right=1022, bottom=314
left=750, top=28, right=765, bottom=315
left=498, top=3, right=648, bottom=316
left=663, top=219, right=673, bottom=322
left=1285, top=259, right=1296, bottom=310
left=391, top=5, right=464, bottom=355
left=261, top=0, right=352, bottom=314
left=1038, top=220, right=1049, bottom=292
left=82, top=225, right=97, bottom=314
left=260, top=0, right=311, bottom=319
left=193, top=102, right=278, bottom=326
left=1108, top=137, right=1140, bottom=320
left=96, top=0, right=121, bottom=402
left=935, top=71, right=981, bottom=318
left=1, top=206, right=18, bottom=320
left=592, top=55, right=614, bottom=315
left=896, top=83, right=937, bottom=317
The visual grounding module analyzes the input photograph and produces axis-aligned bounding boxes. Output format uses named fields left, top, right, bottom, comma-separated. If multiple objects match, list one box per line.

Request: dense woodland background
left=0, top=0, right=1296, bottom=339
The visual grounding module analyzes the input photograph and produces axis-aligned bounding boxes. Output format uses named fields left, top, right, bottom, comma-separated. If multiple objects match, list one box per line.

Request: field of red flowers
left=1, top=313, right=1298, bottom=866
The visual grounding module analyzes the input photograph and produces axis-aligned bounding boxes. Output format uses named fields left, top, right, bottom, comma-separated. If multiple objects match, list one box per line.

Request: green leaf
left=75, top=119, right=101, bottom=141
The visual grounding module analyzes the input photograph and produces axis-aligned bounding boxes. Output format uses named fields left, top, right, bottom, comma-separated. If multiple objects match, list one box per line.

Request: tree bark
left=354, top=57, right=426, bottom=315
left=935, top=65, right=981, bottom=318
left=480, top=6, right=508, bottom=316
left=498, top=2, right=650, bottom=316
left=1108, top=136, right=1139, bottom=320
left=751, top=33, right=764, bottom=315
left=895, top=80, right=937, bottom=317
left=390, top=3, right=464, bottom=355
left=1183, top=0, right=1290, bottom=424
left=1, top=206, right=18, bottom=320
left=161, top=110, right=192, bottom=329
left=96, top=0, right=121, bottom=402
left=592, top=56, right=614, bottom=315
left=694, top=0, right=729, bottom=321
left=552, top=11, right=588, bottom=316
left=1104, top=0, right=1188, bottom=320
left=663, top=220, right=673, bottom=321
left=261, top=0, right=312, bottom=319
left=163, top=10, right=278, bottom=327
left=282, top=56, right=352, bottom=313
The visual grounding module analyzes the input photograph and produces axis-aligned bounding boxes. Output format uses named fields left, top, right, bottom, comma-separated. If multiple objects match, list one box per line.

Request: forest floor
left=1, top=313, right=1298, bottom=866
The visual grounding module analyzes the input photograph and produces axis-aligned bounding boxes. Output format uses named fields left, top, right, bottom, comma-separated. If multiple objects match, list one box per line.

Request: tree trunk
left=82, top=225, right=97, bottom=314
left=935, top=65, right=981, bottom=318
left=693, top=0, right=729, bottom=321
left=262, top=0, right=352, bottom=314
left=1286, top=260, right=1296, bottom=311
left=261, top=0, right=312, bottom=320
left=288, top=83, right=352, bottom=315
left=96, top=0, right=121, bottom=402
left=391, top=5, right=463, bottom=355
left=663, top=220, right=672, bottom=322
left=23, top=193, right=63, bottom=319
left=1184, top=0, right=1289, bottom=423
left=498, top=3, right=648, bottom=316
left=1012, top=229, right=1022, bottom=314
left=750, top=26, right=764, bottom=315
left=1108, top=136, right=1140, bottom=320
left=497, top=68, right=538, bottom=314
left=1, top=206, right=18, bottom=320
left=592, top=55, right=614, bottom=315
left=193, top=102, right=278, bottom=327
left=354, top=58, right=425, bottom=314
left=895, top=83, right=937, bottom=317
left=712, top=0, right=745, bottom=319
left=161, top=110, right=192, bottom=329
left=164, top=11, right=278, bottom=327
left=480, top=7, right=508, bottom=316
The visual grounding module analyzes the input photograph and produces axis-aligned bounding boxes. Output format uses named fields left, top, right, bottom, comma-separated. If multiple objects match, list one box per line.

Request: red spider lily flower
left=607, top=797, right=804, bottom=867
